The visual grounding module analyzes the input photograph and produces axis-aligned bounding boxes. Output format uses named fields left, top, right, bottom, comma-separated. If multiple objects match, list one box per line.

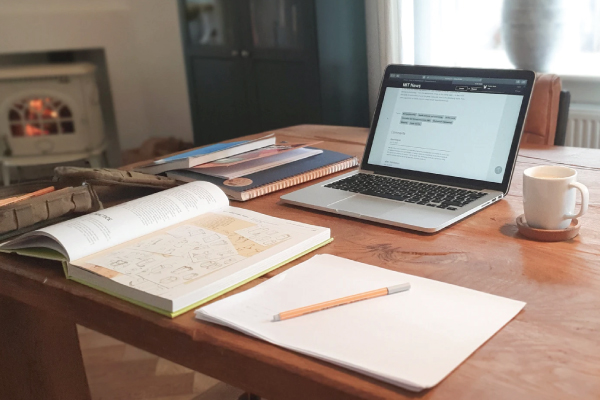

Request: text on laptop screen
left=367, top=74, right=526, bottom=183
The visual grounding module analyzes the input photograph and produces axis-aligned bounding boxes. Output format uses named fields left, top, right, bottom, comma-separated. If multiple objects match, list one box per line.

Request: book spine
left=240, top=157, right=358, bottom=201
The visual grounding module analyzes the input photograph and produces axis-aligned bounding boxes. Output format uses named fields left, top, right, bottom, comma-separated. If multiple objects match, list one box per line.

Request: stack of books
left=134, top=135, right=358, bottom=201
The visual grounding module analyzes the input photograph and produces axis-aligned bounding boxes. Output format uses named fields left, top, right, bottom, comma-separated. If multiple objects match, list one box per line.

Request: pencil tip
left=272, top=315, right=280, bottom=322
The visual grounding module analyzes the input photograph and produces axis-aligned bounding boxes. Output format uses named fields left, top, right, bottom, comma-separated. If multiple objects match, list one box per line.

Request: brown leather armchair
left=521, top=73, right=562, bottom=146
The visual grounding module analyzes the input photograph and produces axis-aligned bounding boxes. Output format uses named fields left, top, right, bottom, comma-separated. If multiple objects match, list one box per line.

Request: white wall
left=0, top=0, right=193, bottom=154
left=128, top=1, right=194, bottom=146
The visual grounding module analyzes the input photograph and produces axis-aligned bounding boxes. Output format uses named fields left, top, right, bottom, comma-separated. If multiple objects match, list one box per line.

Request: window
left=408, top=0, right=600, bottom=76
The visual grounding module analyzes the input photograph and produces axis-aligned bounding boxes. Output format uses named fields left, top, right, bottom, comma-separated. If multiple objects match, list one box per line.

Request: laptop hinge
left=358, top=169, right=374, bottom=174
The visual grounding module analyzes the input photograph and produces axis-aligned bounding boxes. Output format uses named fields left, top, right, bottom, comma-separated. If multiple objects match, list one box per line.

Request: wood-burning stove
left=0, top=63, right=106, bottom=184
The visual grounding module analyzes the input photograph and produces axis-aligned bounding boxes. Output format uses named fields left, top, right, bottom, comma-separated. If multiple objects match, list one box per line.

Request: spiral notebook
left=166, top=149, right=358, bottom=201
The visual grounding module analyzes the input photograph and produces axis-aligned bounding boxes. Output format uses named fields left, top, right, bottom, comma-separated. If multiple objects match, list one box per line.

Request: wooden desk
left=1, top=125, right=599, bottom=400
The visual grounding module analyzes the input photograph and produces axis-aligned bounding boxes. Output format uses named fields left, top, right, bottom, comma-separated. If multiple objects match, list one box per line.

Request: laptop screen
left=367, top=73, right=528, bottom=184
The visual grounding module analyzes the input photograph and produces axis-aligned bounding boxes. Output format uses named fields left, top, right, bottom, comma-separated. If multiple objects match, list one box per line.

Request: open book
left=0, top=182, right=331, bottom=317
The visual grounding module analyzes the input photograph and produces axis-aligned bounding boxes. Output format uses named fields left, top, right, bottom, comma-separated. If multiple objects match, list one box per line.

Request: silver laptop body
left=281, top=65, right=535, bottom=232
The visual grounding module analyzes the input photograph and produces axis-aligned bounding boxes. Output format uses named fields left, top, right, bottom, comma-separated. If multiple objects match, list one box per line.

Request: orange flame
left=29, top=99, right=43, bottom=112
left=27, top=99, right=55, bottom=119
left=24, top=124, right=48, bottom=136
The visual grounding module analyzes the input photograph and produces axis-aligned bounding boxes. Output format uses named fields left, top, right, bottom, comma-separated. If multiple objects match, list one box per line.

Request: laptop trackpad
left=329, top=195, right=403, bottom=217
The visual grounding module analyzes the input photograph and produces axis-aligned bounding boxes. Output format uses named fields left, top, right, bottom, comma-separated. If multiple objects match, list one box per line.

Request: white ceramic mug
left=523, top=166, right=589, bottom=230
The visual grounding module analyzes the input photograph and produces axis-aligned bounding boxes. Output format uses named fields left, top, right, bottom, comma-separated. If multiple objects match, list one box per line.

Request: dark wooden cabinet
left=179, top=0, right=368, bottom=146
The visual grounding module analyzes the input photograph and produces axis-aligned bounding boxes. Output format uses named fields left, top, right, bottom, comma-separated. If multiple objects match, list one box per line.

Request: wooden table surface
left=1, top=125, right=600, bottom=400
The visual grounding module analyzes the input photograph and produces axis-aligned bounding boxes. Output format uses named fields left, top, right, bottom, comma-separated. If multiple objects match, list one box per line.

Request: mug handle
left=565, top=182, right=589, bottom=219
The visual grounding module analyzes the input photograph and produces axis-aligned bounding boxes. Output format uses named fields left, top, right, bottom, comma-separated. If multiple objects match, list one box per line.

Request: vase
left=501, top=0, right=572, bottom=71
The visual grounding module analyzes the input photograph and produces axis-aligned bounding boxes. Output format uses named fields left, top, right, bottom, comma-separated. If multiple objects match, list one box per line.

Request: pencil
left=272, top=282, right=411, bottom=322
left=0, top=186, right=55, bottom=207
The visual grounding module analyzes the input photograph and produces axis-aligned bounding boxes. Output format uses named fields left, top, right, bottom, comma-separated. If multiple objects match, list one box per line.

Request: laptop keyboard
left=324, top=174, right=486, bottom=210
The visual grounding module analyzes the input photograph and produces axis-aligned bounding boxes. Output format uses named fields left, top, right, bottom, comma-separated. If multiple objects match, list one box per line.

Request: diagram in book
left=173, top=266, right=193, bottom=275
left=192, top=213, right=293, bottom=257
left=159, top=276, right=178, bottom=285
left=198, top=261, right=219, bottom=269
left=85, top=214, right=298, bottom=296
left=168, top=225, right=209, bottom=238
left=110, top=259, right=127, bottom=267
left=235, top=226, right=291, bottom=247
left=100, top=251, right=164, bottom=275
left=149, top=264, right=170, bottom=274
left=183, top=273, right=199, bottom=280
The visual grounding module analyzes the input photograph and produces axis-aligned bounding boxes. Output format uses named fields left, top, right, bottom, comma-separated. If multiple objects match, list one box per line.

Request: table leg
left=0, top=296, right=91, bottom=400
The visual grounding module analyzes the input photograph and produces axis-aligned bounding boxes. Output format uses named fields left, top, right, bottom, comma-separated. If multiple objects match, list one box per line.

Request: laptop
left=281, top=65, right=535, bottom=232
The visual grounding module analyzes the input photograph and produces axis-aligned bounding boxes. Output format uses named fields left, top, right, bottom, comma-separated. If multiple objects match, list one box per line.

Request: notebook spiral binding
left=240, top=157, right=359, bottom=201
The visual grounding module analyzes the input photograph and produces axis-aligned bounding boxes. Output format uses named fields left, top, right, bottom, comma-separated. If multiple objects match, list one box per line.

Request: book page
left=70, top=207, right=329, bottom=307
left=1, top=182, right=228, bottom=261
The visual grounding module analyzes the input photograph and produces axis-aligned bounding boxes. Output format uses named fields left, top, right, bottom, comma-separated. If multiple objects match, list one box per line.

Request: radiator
left=565, top=104, right=600, bottom=149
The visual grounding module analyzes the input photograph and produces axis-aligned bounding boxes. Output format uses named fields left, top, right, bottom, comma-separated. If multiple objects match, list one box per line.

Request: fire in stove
left=9, top=97, right=75, bottom=137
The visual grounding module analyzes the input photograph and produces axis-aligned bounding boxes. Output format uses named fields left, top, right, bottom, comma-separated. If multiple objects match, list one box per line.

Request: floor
left=77, top=325, right=245, bottom=400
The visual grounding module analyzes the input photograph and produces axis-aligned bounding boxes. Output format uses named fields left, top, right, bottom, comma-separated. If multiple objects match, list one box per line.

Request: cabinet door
left=181, top=0, right=252, bottom=145
left=241, top=0, right=322, bottom=132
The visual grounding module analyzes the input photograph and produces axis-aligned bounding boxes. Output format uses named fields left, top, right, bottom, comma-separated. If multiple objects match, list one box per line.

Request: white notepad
left=195, top=254, right=525, bottom=391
